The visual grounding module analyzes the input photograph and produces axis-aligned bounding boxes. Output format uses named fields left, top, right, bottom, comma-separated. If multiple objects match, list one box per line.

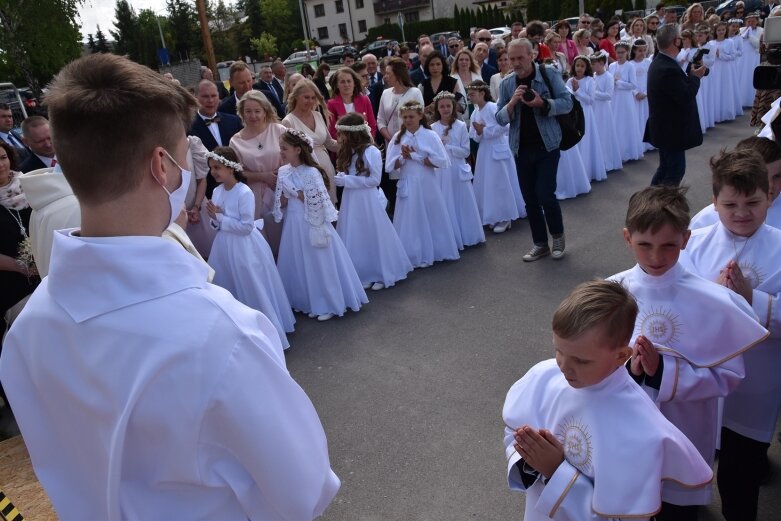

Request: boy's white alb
left=503, top=359, right=712, bottom=520
left=682, top=222, right=781, bottom=443
left=0, top=230, right=339, bottom=520
left=610, top=262, right=768, bottom=505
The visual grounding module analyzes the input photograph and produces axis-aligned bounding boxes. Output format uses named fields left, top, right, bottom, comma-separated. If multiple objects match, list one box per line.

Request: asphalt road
left=284, top=114, right=781, bottom=521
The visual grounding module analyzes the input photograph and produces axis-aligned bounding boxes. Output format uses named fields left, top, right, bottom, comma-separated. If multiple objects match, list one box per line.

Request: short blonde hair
left=237, top=91, right=279, bottom=124
left=44, top=53, right=196, bottom=206
left=552, top=280, right=638, bottom=348
left=286, top=78, right=330, bottom=125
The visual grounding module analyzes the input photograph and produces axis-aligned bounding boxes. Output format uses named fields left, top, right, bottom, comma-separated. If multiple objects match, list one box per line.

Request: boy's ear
left=622, top=228, right=632, bottom=247
left=615, top=344, right=633, bottom=364
left=681, top=229, right=692, bottom=250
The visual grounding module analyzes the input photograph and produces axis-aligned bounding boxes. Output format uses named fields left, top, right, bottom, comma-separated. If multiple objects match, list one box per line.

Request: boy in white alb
left=609, top=186, right=767, bottom=521
left=0, top=54, right=339, bottom=520
left=681, top=148, right=781, bottom=521
left=503, top=281, right=712, bottom=521
left=690, top=136, right=781, bottom=230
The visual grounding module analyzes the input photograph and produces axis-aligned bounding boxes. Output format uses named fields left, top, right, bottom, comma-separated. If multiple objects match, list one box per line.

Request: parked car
left=662, top=5, right=687, bottom=19
left=360, top=39, right=398, bottom=58
left=319, top=45, right=359, bottom=65
left=283, top=50, right=318, bottom=67
left=715, top=0, right=762, bottom=15
left=489, top=27, right=511, bottom=40
left=430, top=31, right=461, bottom=45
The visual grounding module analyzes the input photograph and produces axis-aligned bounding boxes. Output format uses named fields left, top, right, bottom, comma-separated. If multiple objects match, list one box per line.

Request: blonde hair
left=237, top=90, right=279, bottom=124
left=286, top=78, right=330, bottom=125
left=552, top=280, right=638, bottom=348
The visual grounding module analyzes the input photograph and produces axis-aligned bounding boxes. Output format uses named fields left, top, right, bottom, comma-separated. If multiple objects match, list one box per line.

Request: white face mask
left=153, top=150, right=192, bottom=229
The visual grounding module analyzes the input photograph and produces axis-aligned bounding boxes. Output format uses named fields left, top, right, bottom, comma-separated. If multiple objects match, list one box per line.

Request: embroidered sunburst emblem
left=638, top=307, right=682, bottom=347
left=738, top=262, right=764, bottom=289
left=556, top=417, right=593, bottom=474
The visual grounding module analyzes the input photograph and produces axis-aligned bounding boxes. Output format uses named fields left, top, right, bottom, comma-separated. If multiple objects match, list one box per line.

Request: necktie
left=370, top=74, right=376, bottom=87
left=51, top=158, right=57, bottom=167
left=204, top=115, right=221, bottom=126
left=5, top=134, right=21, bottom=148
left=266, top=82, right=280, bottom=103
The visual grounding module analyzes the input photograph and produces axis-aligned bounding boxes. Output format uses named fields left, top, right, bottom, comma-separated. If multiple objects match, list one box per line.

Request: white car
left=489, top=27, right=511, bottom=40
left=283, top=50, right=318, bottom=67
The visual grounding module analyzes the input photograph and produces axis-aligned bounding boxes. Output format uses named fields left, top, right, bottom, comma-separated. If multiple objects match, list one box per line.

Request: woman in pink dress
left=326, top=67, right=377, bottom=139
left=554, top=20, right=578, bottom=67
left=282, top=79, right=339, bottom=203
left=229, top=91, right=287, bottom=255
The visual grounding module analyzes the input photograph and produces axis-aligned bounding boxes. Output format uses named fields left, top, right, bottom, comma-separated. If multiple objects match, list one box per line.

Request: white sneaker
left=317, top=313, right=335, bottom=322
left=307, top=312, right=317, bottom=318
left=362, top=282, right=372, bottom=289
left=371, top=282, right=385, bottom=291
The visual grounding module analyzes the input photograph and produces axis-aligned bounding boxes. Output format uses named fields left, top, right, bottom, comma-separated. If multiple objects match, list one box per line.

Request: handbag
left=537, top=65, right=585, bottom=151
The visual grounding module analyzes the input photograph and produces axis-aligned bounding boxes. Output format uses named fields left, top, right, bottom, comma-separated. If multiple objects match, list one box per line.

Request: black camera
left=755, top=17, right=781, bottom=89
left=691, top=48, right=710, bottom=77
left=522, top=89, right=536, bottom=102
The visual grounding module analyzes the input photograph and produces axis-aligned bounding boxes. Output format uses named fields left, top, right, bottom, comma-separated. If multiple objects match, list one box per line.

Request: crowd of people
left=1, top=3, right=781, bottom=520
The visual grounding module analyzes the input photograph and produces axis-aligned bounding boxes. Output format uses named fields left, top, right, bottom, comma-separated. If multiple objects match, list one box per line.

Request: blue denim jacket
left=495, top=64, right=573, bottom=154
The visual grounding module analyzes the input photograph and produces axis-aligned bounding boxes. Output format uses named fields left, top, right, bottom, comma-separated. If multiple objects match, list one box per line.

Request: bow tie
left=204, top=115, right=221, bottom=126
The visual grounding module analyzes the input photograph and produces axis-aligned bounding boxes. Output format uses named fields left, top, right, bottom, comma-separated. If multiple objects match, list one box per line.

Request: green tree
left=250, top=31, right=277, bottom=58
left=0, top=0, right=83, bottom=97
left=239, top=0, right=263, bottom=55
left=110, top=0, right=138, bottom=58
left=167, top=0, right=199, bottom=61
left=87, top=33, right=97, bottom=53
left=136, top=8, right=167, bottom=67
left=209, top=0, right=240, bottom=60
left=95, top=25, right=111, bottom=52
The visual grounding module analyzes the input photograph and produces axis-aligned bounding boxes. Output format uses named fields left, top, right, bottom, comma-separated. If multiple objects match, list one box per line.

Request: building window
left=404, top=11, right=419, bottom=22
left=384, top=17, right=390, bottom=24
left=358, top=19, right=367, bottom=32
left=335, top=0, right=344, bottom=13
left=355, top=0, right=364, bottom=8
left=318, top=26, right=329, bottom=40
left=314, top=4, right=325, bottom=17
left=339, top=23, right=347, bottom=37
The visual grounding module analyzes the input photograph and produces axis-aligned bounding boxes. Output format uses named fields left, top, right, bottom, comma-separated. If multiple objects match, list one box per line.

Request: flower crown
left=589, top=49, right=610, bottom=61
left=335, top=122, right=372, bottom=134
left=466, top=82, right=490, bottom=92
left=728, top=18, right=743, bottom=25
left=398, top=102, right=424, bottom=114
left=433, top=91, right=456, bottom=102
left=205, top=151, right=243, bottom=172
left=285, top=127, right=314, bottom=151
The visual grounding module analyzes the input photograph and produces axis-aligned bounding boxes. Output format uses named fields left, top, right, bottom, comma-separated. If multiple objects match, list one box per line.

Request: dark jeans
left=651, top=148, right=686, bottom=186
left=515, top=147, right=563, bottom=245
left=717, top=427, right=770, bottom=521
left=654, top=502, right=699, bottom=521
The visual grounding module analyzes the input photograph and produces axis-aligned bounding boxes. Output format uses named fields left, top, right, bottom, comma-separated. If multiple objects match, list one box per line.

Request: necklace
left=4, top=206, right=27, bottom=239
left=732, top=234, right=751, bottom=263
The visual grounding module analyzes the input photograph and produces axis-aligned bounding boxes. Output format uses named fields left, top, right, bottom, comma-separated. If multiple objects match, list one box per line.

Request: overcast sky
left=79, top=0, right=168, bottom=39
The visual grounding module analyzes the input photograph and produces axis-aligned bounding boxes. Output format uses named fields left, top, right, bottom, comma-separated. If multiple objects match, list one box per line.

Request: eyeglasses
left=648, top=21, right=659, bottom=25
left=580, top=20, right=591, bottom=24
left=478, top=37, right=491, bottom=42
left=449, top=44, right=460, bottom=48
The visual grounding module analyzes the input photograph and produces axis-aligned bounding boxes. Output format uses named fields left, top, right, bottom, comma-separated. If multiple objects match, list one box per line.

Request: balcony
left=373, top=0, right=428, bottom=15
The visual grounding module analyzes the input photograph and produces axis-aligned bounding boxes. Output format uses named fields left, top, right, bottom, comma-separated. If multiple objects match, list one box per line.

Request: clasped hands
left=205, top=200, right=223, bottom=219
left=513, top=426, right=564, bottom=480
left=717, top=260, right=752, bottom=304
left=630, top=335, right=660, bottom=378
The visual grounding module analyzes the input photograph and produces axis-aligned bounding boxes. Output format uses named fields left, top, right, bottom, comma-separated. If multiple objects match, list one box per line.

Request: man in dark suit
left=253, top=65, right=285, bottom=118
left=271, top=60, right=287, bottom=95
left=410, top=45, right=433, bottom=87
left=645, top=24, right=705, bottom=186
left=475, top=28, right=499, bottom=69
left=0, top=103, right=29, bottom=163
left=218, top=61, right=255, bottom=117
left=19, top=116, right=56, bottom=173
left=361, top=54, right=384, bottom=116
left=189, top=80, right=243, bottom=197
left=473, top=43, right=498, bottom=84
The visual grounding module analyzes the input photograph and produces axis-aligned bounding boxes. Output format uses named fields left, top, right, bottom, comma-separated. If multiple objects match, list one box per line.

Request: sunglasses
left=581, top=20, right=591, bottom=24
left=449, top=44, right=460, bottom=48
left=478, top=37, right=491, bottom=42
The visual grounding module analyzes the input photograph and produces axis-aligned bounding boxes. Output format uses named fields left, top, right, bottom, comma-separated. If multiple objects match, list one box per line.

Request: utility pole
left=195, top=0, right=218, bottom=78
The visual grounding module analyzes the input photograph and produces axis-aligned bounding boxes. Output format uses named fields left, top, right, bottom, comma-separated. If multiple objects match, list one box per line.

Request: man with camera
left=495, top=38, right=573, bottom=262
left=645, top=23, right=706, bottom=186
